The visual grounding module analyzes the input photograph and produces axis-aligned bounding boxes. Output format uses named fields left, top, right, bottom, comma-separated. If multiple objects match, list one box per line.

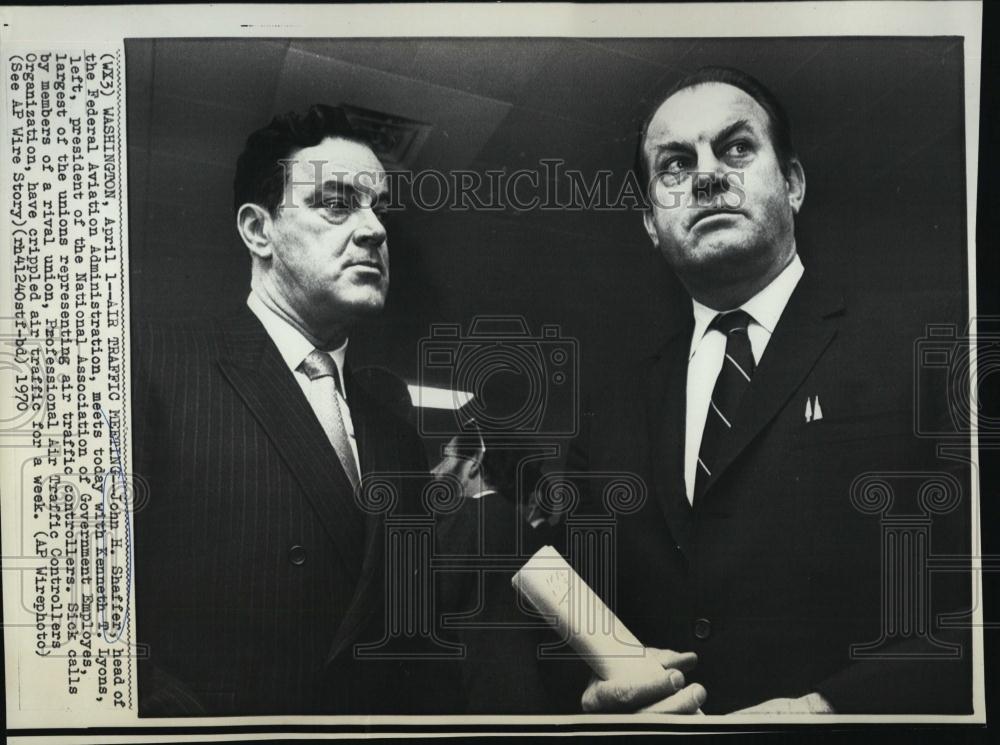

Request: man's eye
left=663, top=156, right=692, bottom=174
left=315, top=200, right=352, bottom=223
left=725, top=141, right=751, bottom=158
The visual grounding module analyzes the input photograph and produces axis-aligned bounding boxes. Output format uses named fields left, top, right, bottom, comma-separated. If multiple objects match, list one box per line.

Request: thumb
left=651, top=648, right=698, bottom=673
left=639, top=683, right=708, bottom=714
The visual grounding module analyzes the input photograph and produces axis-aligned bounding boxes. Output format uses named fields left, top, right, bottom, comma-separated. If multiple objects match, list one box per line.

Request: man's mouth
left=689, top=209, right=744, bottom=229
left=348, top=260, right=384, bottom=275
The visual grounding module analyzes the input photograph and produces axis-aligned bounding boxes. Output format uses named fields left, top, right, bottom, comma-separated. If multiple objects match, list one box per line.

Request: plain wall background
left=125, top=37, right=969, bottom=414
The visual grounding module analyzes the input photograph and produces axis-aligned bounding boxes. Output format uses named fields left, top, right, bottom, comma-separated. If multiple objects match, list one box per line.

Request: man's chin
left=669, top=238, right=773, bottom=288
left=345, top=297, right=387, bottom=318
left=315, top=291, right=388, bottom=326
left=685, top=238, right=756, bottom=268
left=345, top=293, right=388, bottom=318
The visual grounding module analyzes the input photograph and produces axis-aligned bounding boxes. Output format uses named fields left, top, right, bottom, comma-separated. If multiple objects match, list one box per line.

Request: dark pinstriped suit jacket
left=132, top=307, right=465, bottom=715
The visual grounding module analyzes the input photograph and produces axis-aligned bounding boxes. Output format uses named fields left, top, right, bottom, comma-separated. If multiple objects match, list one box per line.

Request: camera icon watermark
left=914, top=317, right=1000, bottom=442
left=416, top=315, right=578, bottom=438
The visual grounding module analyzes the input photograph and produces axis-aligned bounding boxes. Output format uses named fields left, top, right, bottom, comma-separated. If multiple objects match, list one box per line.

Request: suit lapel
left=215, top=309, right=368, bottom=573
left=646, top=322, right=696, bottom=555
left=701, top=275, right=845, bottom=508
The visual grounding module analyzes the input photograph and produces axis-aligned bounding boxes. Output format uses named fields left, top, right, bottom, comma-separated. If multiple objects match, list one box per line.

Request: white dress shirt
left=684, top=254, right=804, bottom=503
left=247, top=291, right=361, bottom=473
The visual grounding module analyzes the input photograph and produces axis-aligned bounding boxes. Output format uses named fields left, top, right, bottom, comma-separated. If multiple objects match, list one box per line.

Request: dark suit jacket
left=561, top=273, right=972, bottom=714
left=132, top=308, right=467, bottom=715
left=434, top=492, right=559, bottom=713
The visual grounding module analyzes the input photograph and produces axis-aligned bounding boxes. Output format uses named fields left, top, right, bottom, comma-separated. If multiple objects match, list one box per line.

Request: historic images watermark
left=275, top=159, right=748, bottom=214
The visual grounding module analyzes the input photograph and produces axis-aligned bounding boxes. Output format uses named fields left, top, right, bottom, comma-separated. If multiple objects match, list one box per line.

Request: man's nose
left=354, top=208, right=387, bottom=247
left=692, top=154, right=731, bottom=204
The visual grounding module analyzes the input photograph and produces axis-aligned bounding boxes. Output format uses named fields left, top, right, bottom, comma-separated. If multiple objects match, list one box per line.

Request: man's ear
left=465, top=458, right=480, bottom=481
left=786, top=158, right=806, bottom=215
left=642, top=208, right=660, bottom=248
left=236, top=203, right=275, bottom=260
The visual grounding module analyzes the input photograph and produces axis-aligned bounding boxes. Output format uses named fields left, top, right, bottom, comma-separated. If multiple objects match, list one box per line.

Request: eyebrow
left=710, top=119, right=753, bottom=151
left=307, top=179, right=388, bottom=205
left=650, top=118, right=755, bottom=157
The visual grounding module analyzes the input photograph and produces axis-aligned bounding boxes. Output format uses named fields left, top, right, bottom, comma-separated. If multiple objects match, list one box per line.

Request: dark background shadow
left=125, top=37, right=969, bottom=412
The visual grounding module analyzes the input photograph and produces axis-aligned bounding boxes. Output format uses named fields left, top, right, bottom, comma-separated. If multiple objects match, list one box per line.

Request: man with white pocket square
left=562, top=66, right=973, bottom=715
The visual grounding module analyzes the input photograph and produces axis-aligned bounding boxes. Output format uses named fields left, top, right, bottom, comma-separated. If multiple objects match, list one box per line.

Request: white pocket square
left=804, top=396, right=824, bottom=422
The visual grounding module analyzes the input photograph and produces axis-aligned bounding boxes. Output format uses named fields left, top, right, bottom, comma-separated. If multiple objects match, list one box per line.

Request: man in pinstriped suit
left=133, top=105, right=471, bottom=715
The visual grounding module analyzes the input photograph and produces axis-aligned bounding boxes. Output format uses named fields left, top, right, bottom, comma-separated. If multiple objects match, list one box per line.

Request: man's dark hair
left=634, top=66, right=797, bottom=195
left=233, top=103, right=370, bottom=216
left=481, top=438, right=545, bottom=501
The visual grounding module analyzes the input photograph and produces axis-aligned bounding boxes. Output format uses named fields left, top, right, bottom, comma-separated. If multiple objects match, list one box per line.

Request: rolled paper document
left=511, top=545, right=665, bottom=681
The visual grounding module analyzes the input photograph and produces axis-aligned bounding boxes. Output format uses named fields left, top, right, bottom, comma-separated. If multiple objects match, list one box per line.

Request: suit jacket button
left=288, top=545, right=307, bottom=566
left=693, top=617, right=712, bottom=640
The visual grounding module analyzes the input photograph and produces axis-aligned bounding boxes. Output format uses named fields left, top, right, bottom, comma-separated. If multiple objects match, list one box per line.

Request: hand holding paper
left=581, top=647, right=705, bottom=713
left=512, top=546, right=706, bottom=714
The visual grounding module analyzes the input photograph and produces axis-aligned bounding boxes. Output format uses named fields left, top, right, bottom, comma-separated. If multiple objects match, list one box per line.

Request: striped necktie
left=694, top=310, right=755, bottom=501
left=299, top=349, right=361, bottom=492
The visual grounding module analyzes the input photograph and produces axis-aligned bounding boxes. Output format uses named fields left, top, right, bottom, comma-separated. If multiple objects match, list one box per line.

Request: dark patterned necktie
left=299, top=349, right=361, bottom=492
left=694, top=310, right=755, bottom=501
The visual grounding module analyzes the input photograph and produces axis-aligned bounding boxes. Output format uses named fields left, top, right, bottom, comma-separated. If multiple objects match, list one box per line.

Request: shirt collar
left=688, top=253, right=804, bottom=360
left=247, top=291, right=349, bottom=388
